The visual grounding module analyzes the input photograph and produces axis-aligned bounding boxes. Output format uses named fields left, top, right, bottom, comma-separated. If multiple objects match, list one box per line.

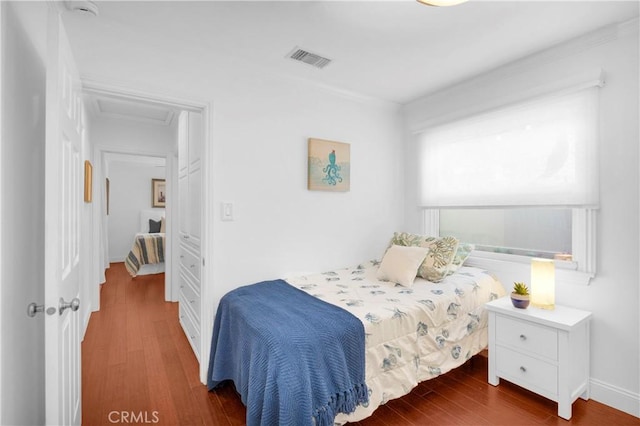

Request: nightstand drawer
left=495, top=345, right=557, bottom=397
left=496, top=315, right=558, bottom=361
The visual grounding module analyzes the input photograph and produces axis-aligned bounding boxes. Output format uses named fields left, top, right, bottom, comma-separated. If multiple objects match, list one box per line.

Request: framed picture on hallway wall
left=152, top=179, right=166, bottom=208
left=84, top=160, right=93, bottom=202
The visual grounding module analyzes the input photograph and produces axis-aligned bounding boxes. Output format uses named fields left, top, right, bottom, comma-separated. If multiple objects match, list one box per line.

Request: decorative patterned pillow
left=446, top=243, right=475, bottom=276
left=376, top=244, right=430, bottom=287
left=388, top=232, right=459, bottom=282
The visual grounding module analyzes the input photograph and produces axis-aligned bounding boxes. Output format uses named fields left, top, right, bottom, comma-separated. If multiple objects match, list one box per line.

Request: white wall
left=0, top=2, right=46, bottom=424
left=91, top=115, right=174, bottom=155
left=209, top=78, right=404, bottom=301
left=107, top=160, right=166, bottom=262
left=403, top=20, right=639, bottom=416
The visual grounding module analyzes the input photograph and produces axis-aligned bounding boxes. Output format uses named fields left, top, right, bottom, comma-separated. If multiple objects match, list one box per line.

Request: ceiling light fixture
left=416, top=0, right=468, bottom=6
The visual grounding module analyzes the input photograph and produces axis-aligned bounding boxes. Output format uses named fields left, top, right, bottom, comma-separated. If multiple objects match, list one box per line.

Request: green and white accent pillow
left=388, top=232, right=459, bottom=282
left=446, top=243, right=475, bottom=276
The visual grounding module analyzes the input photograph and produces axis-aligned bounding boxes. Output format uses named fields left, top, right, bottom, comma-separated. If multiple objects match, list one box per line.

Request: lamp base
left=531, top=302, right=555, bottom=310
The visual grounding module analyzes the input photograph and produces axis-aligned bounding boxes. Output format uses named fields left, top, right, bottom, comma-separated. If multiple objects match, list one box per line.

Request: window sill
left=465, top=252, right=593, bottom=286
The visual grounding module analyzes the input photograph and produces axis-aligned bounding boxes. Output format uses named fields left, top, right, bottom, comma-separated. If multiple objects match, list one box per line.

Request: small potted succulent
left=510, top=282, right=530, bottom=309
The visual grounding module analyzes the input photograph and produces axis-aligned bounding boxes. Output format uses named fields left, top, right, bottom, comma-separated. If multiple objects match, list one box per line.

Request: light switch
left=221, top=202, right=234, bottom=221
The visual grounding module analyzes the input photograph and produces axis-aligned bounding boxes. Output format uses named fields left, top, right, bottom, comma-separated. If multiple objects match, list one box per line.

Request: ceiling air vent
left=287, top=47, right=332, bottom=69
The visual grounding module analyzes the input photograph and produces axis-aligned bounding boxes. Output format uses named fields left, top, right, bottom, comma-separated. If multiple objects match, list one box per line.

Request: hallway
left=81, top=263, right=242, bottom=425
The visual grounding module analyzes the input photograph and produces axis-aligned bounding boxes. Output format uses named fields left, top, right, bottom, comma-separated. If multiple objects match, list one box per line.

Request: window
left=423, top=208, right=596, bottom=285
left=416, top=78, right=602, bottom=283
left=439, top=208, right=572, bottom=260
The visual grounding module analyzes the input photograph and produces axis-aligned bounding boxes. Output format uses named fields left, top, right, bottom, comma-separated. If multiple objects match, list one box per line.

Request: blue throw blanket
left=207, top=279, right=368, bottom=426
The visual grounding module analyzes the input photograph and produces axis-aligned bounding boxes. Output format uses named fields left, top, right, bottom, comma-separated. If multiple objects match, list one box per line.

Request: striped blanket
left=124, top=233, right=165, bottom=277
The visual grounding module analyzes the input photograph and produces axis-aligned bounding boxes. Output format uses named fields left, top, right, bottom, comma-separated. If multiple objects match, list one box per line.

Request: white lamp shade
left=531, top=258, right=555, bottom=310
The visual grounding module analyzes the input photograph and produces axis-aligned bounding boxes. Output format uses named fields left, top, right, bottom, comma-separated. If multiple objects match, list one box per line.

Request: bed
left=124, top=209, right=166, bottom=277
left=207, top=233, right=506, bottom=425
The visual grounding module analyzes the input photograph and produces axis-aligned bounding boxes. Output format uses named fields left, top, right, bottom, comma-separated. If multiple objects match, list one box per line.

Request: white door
left=44, top=7, right=83, bottom=425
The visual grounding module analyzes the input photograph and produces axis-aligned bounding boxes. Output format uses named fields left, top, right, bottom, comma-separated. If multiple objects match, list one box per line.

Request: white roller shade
left=417, top=87, right=600, bottom=208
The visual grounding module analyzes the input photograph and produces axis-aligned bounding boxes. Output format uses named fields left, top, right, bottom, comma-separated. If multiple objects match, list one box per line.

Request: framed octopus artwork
left=307, top=138, right=350, bottom=192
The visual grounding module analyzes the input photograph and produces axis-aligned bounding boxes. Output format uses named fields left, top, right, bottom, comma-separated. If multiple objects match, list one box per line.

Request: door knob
left=27, top=303, right=59, bottom=317
left=59, top=297, right=80, bottom=315
left=27, top=303, right=44, bottom=317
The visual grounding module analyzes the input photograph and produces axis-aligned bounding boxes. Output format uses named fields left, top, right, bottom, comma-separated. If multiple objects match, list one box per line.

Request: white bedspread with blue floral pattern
left=286, top=261, right=506, bottom=424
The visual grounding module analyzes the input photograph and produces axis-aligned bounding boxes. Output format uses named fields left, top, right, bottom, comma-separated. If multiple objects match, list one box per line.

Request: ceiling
left=61, top=1, right=639, bottom=106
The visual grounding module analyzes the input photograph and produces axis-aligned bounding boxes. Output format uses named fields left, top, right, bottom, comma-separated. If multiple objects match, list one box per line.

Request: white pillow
left=376, top=244, right=430, bottom=287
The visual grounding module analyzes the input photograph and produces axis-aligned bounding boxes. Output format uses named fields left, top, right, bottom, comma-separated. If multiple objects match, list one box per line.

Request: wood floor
left=83, top=263, right=638, bottom=425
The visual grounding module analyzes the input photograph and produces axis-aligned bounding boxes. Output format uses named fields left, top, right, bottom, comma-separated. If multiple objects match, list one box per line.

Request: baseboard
left=590, top=378, right=640, bottom=418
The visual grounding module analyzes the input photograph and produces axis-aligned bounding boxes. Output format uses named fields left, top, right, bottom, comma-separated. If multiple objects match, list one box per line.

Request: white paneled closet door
left=177, top=110, right=203, bottom=362
left=187, top=112, right=202, bottom=246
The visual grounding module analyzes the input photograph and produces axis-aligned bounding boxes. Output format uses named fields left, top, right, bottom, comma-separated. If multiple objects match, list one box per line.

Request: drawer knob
left=520, top=366, right=527, bottom=373
left=190, top=264, right=195, bottom=268
left=519, top=334, right=527, bottom=341
left=190, top=300, right=195, bottom=304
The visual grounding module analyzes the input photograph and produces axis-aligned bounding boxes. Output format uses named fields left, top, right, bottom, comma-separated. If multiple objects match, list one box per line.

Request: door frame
left=82, top=78, right=213, bottom=383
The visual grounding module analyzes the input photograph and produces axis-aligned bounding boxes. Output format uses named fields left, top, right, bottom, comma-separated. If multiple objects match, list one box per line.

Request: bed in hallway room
left=207, top=233, right=506, bottom=425
left=124, top=209, right=166, bottom=277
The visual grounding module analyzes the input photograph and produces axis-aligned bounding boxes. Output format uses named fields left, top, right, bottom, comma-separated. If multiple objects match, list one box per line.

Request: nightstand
left=486, top=297, right=592, bottom=420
